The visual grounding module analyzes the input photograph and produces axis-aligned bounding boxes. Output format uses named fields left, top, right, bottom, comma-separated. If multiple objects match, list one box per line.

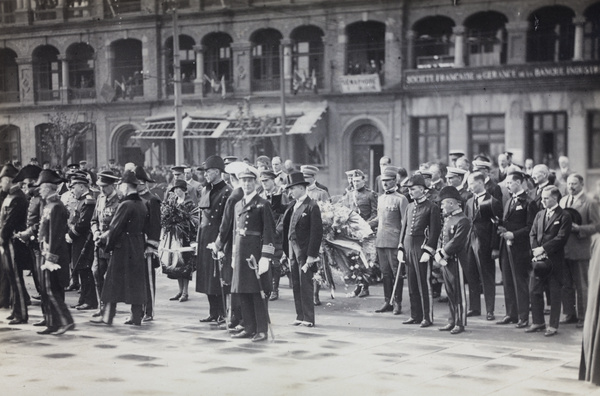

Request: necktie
left=567, top=195, right=574, bottom=208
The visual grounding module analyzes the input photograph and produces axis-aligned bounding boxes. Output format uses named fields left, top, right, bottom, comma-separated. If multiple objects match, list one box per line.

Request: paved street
left=1, top=272, right=599, bottom=396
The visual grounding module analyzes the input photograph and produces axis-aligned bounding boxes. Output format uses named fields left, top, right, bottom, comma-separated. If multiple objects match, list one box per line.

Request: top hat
left=96, top=171, right=120, bottom=186
left=285, top=172, right=310, bottom=189
left=563, top=207, right=582, bottom=226
left=204, top=155, right=225, bottom=172
left=13, top=164, right=42, bottom=183
left=439, top=186, right=462, bottom=202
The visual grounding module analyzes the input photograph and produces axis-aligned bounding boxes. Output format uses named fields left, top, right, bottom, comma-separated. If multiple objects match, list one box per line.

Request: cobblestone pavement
left=1, top=273, right=599, bottom=396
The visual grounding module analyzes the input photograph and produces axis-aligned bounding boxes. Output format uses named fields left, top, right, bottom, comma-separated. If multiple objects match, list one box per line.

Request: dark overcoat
left=67, top=191, right=95, bottom=269
left=38, top=194, right=71, bottom=287
left=215, top=187, right=243, bottom=284
left=1, top=186, right=33, bottom=271
left=101, top=193, right=148, bottom=304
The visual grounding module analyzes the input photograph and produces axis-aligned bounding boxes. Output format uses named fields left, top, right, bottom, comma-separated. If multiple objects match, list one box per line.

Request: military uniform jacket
left=215, top=187, right=244, bottom=284
left=0, top=186, right=33, bottom=271
left=369, top=189, right=408, bottom=248
left=24, top=190, right=42, bottom=246
left=464, top=192, right=503, bottom=251
left=399, top=198, right=441, bottom=256
left=231, top=194, right=276, bottom=294
left=307, top=184, right=330, bottom=202
left=499, top=191, right=538, bottom=251
left=39, top=194, right=70, bottom=287
left=102, top=193, right=148, bottom=304
left=67, top=191, right=95, bottom=269
left=530, top=206, right=572, bottom=273
left=196, top=180, right=232, bottom=294
left=560, top=193, right=600, bottom=260
left=438, top=210, right=471, bottom=266
left=344, top=186, right=378, bottom=222
left=282, top=196, right=323, bottom=262
left=90, top=190, right=120, bottom=260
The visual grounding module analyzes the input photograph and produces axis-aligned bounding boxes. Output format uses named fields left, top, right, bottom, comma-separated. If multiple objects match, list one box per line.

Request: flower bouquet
left=159, top=197, right=199, bottom=278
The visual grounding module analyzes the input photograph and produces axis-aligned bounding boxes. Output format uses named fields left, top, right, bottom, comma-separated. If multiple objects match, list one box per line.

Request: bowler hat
left=96, top=170, right=120, bottom=186
left=169, top=179, right=188, bottom=192
left=285, top=172, right=309, bottom=189
left=34, top=169, right=65, bottom=186
left=204, top=155, right=225, bottom=172
left=402, top=174, right=427, bottom=188
left=0, top=163, right=19, bottom=179
left=532, top=259, right=552, bottom=277
left=134, top=166, right=155, bottom=183
left=120, top=170, right=140, bottom=185
left=13, top=164, right=42, bottom=183
left=439, top=186, right=462, bottom=202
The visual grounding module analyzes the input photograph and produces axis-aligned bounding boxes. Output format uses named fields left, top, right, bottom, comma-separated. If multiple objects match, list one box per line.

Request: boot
left=313, top=281, right=321, bottom=306
left=393, top=300, right=402, bottom=315
left=270, top=270, right=281, bottom=301
left=269, top=290, right=279, bottom=301
left=375, top=300, right=392, bottom=313
left=358, top=283, right=370, bottom=298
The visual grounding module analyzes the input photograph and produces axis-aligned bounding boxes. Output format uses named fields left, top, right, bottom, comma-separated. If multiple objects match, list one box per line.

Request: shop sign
left=339, top=74, right=382, bottom=93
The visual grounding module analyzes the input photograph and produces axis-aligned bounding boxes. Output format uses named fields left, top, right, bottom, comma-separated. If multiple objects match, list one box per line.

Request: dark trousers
left=41, top=270, right=73, bottom=330
left=92, top=255, right=109, bottom=305
left=239, top=292, right=268, bottom=334
left=30, top=248, right=42, bottom=295
left=466, top=240, right=496, bottom=313
left=230, top=293, right=242, bottom=326
left=143, top=257, right=156, bottom=318
left=5, top=245, right=28, bottom=321
left=562, top=259, right=589, bottom=320
left=104, top=302, right=143, bottom=325
left=75, top=267, right=97, bottom=307
left=405, top=236, right=432, bottom=323
left=499, top=245, right=530, bottom=322
left=207, top=294, right=225, bottom=318
left=0, top=257, right=11, bottom=308
left=442, top=259, right=466, bottom=327
left=377, top=247, right=402, bottom=303
left=290, top=247, right=315, bottom=325
left=530, top=270, right=562, bottom=329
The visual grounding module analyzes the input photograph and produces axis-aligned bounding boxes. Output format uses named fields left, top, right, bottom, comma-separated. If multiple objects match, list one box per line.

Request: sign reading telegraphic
left=405, top=63, right=600, bottom=87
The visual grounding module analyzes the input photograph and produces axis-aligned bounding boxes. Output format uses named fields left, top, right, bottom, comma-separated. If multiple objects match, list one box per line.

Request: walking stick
left=390, top=249, right=404, bottom=305
left=247, top=254, right=275, bottom=342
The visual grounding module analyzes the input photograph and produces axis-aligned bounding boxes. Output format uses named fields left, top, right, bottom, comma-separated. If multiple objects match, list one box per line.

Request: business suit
left=464, top=192, right=503, bottom=315
left=498, top=191, right=538, bottom=323
left=559, top=193, right=600, bottom=322
left=529, top=206, right=572, bottom=329
left=282, top=196, right=323, bottom=325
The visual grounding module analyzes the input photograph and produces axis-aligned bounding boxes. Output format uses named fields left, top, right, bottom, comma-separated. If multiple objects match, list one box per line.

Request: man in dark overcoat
left=281, top=171, right=323, bottom=327
left=36, top=170, right=75, bottom=335
left=196, top=155, right=232, bottom=323
left=91, top=170, right=148, bottom=326
left=229, top=166, right=276, bottom=341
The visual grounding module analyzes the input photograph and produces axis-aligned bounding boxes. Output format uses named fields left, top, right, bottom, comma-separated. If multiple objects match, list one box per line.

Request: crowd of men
left=0, top=151, right=599, bottom=348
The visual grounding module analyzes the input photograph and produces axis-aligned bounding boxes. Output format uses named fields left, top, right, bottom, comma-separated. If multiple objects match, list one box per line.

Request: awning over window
left=133, top=101, right=327, bottom=140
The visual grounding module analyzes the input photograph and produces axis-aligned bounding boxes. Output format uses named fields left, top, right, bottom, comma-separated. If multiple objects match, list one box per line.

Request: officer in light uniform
left=344, top=169, right=378, bottom=222
left=301, top=165, right=330, bottom=202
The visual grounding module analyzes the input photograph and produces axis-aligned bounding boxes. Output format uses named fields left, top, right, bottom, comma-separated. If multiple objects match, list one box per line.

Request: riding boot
left=313, top=280, right=321, bottom=306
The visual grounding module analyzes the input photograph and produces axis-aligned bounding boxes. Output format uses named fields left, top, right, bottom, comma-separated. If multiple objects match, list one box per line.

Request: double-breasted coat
left=39, top=194, right=71, bottom=288
left=101, top=193, right=148, bottom=305
left=67, top=191, right=95, bottom=269
left=1, top=186, right=32, bottom=271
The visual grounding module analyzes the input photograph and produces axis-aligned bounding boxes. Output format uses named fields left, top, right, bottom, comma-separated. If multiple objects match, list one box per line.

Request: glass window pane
left=591, top=129, right=600, bottom=168
left=542, top=114, right=554, bottom=131
left=593, top=113, right=600, bottom=129
left=471, top=116, right=487, bottom=131
left=427, top=118, right=437, bottom=133
left=419, top=119, right=426, bottom=134
left=556, top=113, right=565, bottom=130
left=533, top=115, right=540, bottom=131
left=489, top=116, right=504, bottom=130
left=439, top=117, right=447, bottom=133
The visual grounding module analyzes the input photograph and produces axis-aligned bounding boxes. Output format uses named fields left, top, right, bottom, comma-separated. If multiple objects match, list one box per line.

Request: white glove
left=397, top=250, right=404, bottom=264
left=258, top=257, right=270, bottom=275
left=65, top=234, right=73, bottom=244
left=207, top=242, right=217, bottom=253
left=419, top=252, right=431, bottom=263
left=41, top=262, right=61, bottom=272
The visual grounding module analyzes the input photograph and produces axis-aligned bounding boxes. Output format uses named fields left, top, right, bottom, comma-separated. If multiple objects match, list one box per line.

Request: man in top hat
left=496, top=170, right=538, bottom=328
left=301, top=165, right=329, bottom=197
left=259, top=170, right=289, bottom=301
left=35, top=169, right=75, bottom=335
left=227, top=166, right=276, bottom=342
left=282, top=171, right=323, bottom=327
left=90, top=170, right=121, bottom=317
left=91, top=170, right=148, bottom=326
left=527, top=185, right=572, bottom=336
left=0, top=163, right=33, bottom=324
left=66, top=173, right=97, bottom=311
left=559, top=174, right=600, bottom=327
left=399, top=174, right=441, bottom=328
left=434, top=186, right=471, bottom=335
left=196, top=155, right=233, bottom=324
left=184, top=166, right=200, bottom=205
left=445, top=167, right=471, bottom=206
left=370, top=166, right=408, bottom=314
left=464, top=172, right=503, bottom=321
left=472, top=156, right=503, bottom=202
left=134, top=165, right=162, bottom=322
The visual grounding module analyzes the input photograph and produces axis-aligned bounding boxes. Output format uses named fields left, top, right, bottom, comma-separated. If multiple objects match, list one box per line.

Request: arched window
left=251, top=28, right=283, bottom=91
left=346, top=21, right=386, bottom=80
left=584, top=2, right=600, bottom=60
left=0, top=49, right=19, bottom=103
left=527, top=6, right=575, bottom=62
left=113, top=125, right=145, bottom=166
left=0, top=125, right=20, bottom=164
left=290, top=25, right=324, bottom=93
left=413, top=16, right=455, bottom=69
left=464, top=11, right=508, bottom=66
left=351, top=124, right=384, bottom=183
left=111, top=39, right=143, bottom=99
left=165, top=35, right=196, bottom=96
left=67, top=42, right=95, bottom=99
left=202, top=32, right=233, bottom=95
left=32, top=45, right=61, bottom=102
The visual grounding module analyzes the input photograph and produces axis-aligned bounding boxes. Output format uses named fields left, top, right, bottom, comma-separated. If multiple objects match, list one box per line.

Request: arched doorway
left=113, top=125, right=145, bottom=166
left=351, top=124, right=384, bottom=187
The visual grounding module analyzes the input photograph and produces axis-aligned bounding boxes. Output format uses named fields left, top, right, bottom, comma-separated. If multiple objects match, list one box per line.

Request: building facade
left=0, top=0, right=599, bottom=194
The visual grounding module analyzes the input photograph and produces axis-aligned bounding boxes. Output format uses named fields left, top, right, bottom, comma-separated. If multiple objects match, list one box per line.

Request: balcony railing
left=416, top=55, right=455, bottom=69
left=33, top=7, right=59, bottom=21
left=251, top=77, right=281, bottom=92
left=69, top=87, right=96, bottom=100
left=35, top=89, right=61, bottom=102
left=66, top=4, right=92, bottom=19
left=166, top=82, right=195, bottom=96
left=0, top=91, right=19, bottom=103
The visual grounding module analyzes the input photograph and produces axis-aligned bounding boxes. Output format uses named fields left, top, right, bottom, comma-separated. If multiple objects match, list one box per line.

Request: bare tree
left=39, top=108, right=95, bottom=167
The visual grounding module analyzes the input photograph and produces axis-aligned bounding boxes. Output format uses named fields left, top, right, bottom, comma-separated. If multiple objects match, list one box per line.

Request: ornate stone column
left=231, top=41, right=251, bottom=94
left=58, top=55, right=69, bottom=103
left=573, top=16, right=586, bottom=61
left=193, top=44, right=204, bottom=97
left=281, top=38, right=292, bottom=94
left=505, top=21, right=529, bottom=64
left=15, top=57, right=34, bottom=105
left=453, top=26, right=465, bottom=68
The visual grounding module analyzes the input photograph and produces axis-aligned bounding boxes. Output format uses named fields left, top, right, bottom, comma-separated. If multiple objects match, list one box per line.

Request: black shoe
left=31, top=294, right=41, bottom=300
left=91, top=310, right=103, bottom=318
left=231, top=330, right=253, bottom=339
left=89, top=318, right=112, bottom=326
left=352, top=284, right=362, bottom=297
left=252, top=332, right=268, bottom=342
left=525, top=323, right=546, bottom=333
left=450, top=325, right=464, bottom=335
left=178, top=293, right=188, bottom=302
left=402, top=318, right=419, bottom=325
left=496, top=316, right=517, bottom=325
left=76, top=303, right=96, bottom=311
left=515, top=320, right=529, bottom=329
left=142, top=315, right=153, bottom=322
left=291, top=320, right=303, bottom=326
left=560, top=315, right=578, bottom=324
left=358, top=287, right=370, bottom=298
left=313, top=297, right=321, bottom=306
left=375, top=302, right=393, bottom=313
left=486, top=312, right=495, bottom=321
left=229, top=325, right=245, bottom=334
left=169, top=292, right=182, bottom=301
left=438, top=296, right=449, bottom=303
left=269, top=291, right=279, bottom=301
left=37, top=327, right=58, bottom=335
left=33, top=319, right=47, bottom=327
left=438, top=323, right=454, bottom=331
left=420, top=320, right=432, bottom=328
left=199, top=315, right=217, bottom=323
left=65, top=284, right=80, bottom=292
left=544, top=328, right=558, bottom=337
left=54, top=322, right=75, bottom=335
left=216, top=316, right=226, bottom=325
left=8, top=319, right=27, bottom=325
left=70, top=304, right=82, bottom=309
left=6, top=314, right=15, bottom=320
left=301, top=321, right=314, bottom=328
left=466, top=310, right=481, bottom=317
left=392, top=301, right=402, bottom=315
left=124, top=319, right=141, bottom=326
